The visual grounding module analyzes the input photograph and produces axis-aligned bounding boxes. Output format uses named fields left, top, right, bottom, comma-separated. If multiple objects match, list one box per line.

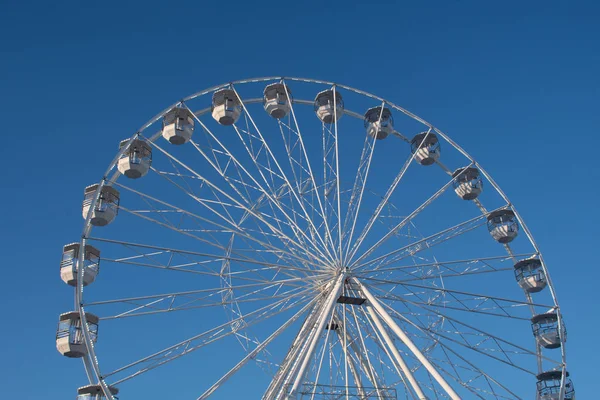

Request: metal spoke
left=144, top=135, right=330, bottom=267
left=106, top=289, right=314, bottom=385
left=347, top=128, right=432, bottom=263
left=198, top=297, right=318, bottom=399
left=231, top=85, right=335, bottom=262
left=342, top=103, right=382, bottom=265
left=351, top=164, right=471, bottom=267
left=354, top=206, right=507, bottom=272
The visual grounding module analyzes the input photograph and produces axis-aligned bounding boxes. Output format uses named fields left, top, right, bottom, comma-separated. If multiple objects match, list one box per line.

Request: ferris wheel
left=56, top=77, right=574, bottom=400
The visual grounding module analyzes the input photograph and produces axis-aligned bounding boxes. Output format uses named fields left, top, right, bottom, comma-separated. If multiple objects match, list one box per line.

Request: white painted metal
left=287, top=274, right=345, bottom=398
left=198, top=299, right=317, bottom=400
left=366, top=305, right=427, bottom=400
left=356, top=279, right=462, bottom=400
left=69, top=77, right=568, bottom=400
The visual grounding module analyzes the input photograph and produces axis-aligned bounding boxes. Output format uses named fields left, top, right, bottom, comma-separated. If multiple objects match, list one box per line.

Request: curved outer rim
left=76, top=76, right=567, bottom=400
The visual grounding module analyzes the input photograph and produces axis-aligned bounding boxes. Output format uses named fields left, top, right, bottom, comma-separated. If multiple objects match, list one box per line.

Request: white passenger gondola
left=314, top=89, right=343, bottom=124
left=411, top=132, right=440, bottom=165
left=514, top=258, right=547, bottom=293
left=60, top=243, right=99, bottom=287
left=537, top=371, right=575, bottom=400
left=452, top=167, right=483, bottom=200
left=486, top=209, right=518, bottom=243
left=82, top=184, right=120, bottom=226
left=212, top=89, right=242, bottom=125
left=117, top=139, right=152, bottom=179
left=56, top=311, right=98, bottom=358
left=162, top=107, right=195, bottom=145
left=531, top=312, right=564, bottom=349
left=364, top=106, right=393, bottom=140
left=263, top=83, right=292, bottom=119
left=77, top=384, right=119, bottom=400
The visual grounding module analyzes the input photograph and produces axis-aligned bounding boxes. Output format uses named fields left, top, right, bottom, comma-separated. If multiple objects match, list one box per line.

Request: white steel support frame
left=263, top=300, right=325, bottom=399
left=72, top=76, right=567, bottom=400
left=331, top=314, right=366, bottom=399
left=354, top=278, right=462, bottom=400
left=365, top=305, right=427, bottom=400
left=198, top=298, right=318, bottom=399
left=342, top=308, right=388, bottom=398
left=286, top=274, right=345, bottom=398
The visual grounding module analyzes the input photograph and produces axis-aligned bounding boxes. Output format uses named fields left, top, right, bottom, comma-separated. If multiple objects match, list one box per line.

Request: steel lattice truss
left=67, top=77, right=569, bottom=400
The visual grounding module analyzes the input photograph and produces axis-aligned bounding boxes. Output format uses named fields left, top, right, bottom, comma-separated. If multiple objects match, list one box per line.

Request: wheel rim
left=69, top=77, right=568, bottom=400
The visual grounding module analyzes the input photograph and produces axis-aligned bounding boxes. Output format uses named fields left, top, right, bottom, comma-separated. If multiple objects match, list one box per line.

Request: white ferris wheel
left=56, top=77, right=573, bottom=400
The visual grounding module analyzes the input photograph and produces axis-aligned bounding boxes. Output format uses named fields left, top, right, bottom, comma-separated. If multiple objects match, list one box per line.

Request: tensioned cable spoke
left=182, top=101, right=333, bottom=266
left=375, top=293, right=541, bottom=376
left=88, top=282, right=316, bottom=320
left=370, top=285, right=562, bottom=368
left=192, top=126, right=323, bottom=263
left=418, top=334, right=528, bottom=399
left=197, top=297, right=319, bottom=399
left=367, top=278, right=553, bottom=323
left=99, top=290, right=310, bottom=320
left=101, top=255, right=329, bottom=286
left=106, top=287, right=316, bottom=385
left=89, top=236, right=312, bottom=273
left=86, top=279, right=311, bottom=307
left=143, top=135, right=330, bottom=267
left=117, top=202, right=318, bottom=274
left=338, top=311, right=383, bottom=394
left=230, top=85, right=335, bottom=262
left=281, top=79, right=338, bottom=257
left=351, top=164, right=472, bottom=267
left=347, top=128, right=432, bottom=263
left=332, top=86, right=343, bottom=262
left=227, top=121, right=325, bottom=263
left=360, top=253, right=528, bottom=275
left=145, top=166, right=321, bottom=270
left=353, top=205, right=507, bottom=272
left=375, top=302, right=531, bottom=399
left=366, top=278, right=554, bottom=310
left=114, top=179, right=325, bottom=271
left=341, top=103, right=382, bottom=265
left=90, top=236, right=319, bottom=277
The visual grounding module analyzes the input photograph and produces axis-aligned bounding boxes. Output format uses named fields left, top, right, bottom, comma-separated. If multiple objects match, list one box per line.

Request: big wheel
left=56, top=77, right=573, bottom=400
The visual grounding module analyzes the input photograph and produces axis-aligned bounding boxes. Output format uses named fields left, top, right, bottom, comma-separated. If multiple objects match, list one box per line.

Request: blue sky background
left=1, top=0, right=598, bottom=398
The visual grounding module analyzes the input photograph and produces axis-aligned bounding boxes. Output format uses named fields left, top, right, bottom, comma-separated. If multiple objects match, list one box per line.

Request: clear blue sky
left=1, top=0, right=598, bottom=398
